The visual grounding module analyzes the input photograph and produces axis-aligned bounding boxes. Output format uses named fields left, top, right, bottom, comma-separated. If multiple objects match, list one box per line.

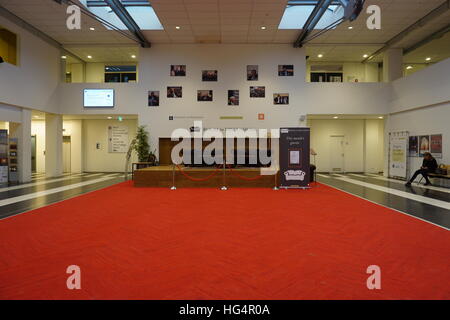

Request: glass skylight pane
left=80, top=1, right=163, bottom=31
left=125, top=6, right=163, bottom=30
left=278, top=5, right=343, bottom=30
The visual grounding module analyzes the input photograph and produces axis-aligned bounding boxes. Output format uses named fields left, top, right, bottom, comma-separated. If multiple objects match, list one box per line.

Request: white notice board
left=108, top=125, right=129, bottom=153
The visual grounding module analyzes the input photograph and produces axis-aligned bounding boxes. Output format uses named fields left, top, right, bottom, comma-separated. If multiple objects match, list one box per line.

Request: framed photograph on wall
left=170, top=65, right=186, bottom=76
left=167, top=86, right=182, bottom=98
left=430, top=134, right=442, bottom=158
left=278, top=65, right=294, bottom=76
left=228, top=90, right=239, bottom=106
left=273, top=93, right=289, bottom=105
left=408, top=136, right=418, bottom=157
left=419, top=135, right=430, bottom=156
left=247, top=65, right=258, bottom=81
left=250, top=86, right=265, bottom=98
left=148, top=91, right=160, bottom=107
left=202, top=70, right=218, bottom=82
left=197, top=90, right=213, bottom=102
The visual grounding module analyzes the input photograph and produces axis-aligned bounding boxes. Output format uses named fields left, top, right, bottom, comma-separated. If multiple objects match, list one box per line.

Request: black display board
left=279, top=127, right=310, bottom=188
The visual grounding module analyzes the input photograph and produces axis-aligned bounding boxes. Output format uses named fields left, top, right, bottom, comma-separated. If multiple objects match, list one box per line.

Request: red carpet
left=0, top=181, right=449, bottom=300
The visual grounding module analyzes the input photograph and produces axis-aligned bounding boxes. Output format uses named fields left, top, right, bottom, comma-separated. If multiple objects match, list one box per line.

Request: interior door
left=330, top=135, right=345, bottom=173
left=31, top=135, right=36, bottom=173
left=63, top=136, right=71, bottom=173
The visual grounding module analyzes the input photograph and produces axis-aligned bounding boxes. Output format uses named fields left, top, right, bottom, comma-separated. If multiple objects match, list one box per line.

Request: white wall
left=390, top=58, right=450, bottom=113
left=83, top=119, right=138, bottom=172
left=0, top=16, right=60, bottom=113
left=58, top=44, right=390, bottom=159
left=386, top=103, right=450, bottom=178
left=365, top=119, right=385, bottom=173
left=309, top=119, right=384, bottom=173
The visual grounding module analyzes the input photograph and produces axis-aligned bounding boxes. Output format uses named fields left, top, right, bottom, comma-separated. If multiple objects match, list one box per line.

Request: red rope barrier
left=227, top=164, right=265, bottom=181
left=176, top=165, right=222, bottom=182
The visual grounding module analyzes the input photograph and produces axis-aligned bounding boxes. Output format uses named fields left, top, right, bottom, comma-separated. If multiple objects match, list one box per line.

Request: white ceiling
left=0, top=0, right=448, bottom=63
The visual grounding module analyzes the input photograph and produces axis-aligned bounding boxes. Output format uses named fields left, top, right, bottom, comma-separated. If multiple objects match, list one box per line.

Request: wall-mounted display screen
left=83, top=89, right=115, bottom=108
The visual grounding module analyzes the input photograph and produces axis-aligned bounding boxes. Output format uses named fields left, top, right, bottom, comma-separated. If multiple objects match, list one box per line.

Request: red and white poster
left=430, top=134, right=442, bottom=159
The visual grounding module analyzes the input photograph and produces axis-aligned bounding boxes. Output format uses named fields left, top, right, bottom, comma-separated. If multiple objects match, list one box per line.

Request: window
left=279, top=1, right=343, bottom=30
left=310, top=72, right=343, bottom=82
left=83, top=0, right=163, bottom=30
left=104, top=65, right=137, bottom=83
left=0, top=27, right=17, bottom=65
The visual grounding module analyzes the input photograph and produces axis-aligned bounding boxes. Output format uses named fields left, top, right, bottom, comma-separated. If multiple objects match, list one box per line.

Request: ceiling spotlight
left=107, top=116, right=112, bottom=119
left=333, top=116, right=339, bottom=119
left=363, top=54, right=368, bottom=58
left=378, top=116, right=383, bottom=119
left=175, top=26, right=181, bottom=30
left=261, top=26, right=267, bottom=30
left=90, top=27, right=95, bottom=31
left=425, top=57, right=431, bottom=61
left=131, top=55, right=136, bottom=58
left=318, top=54, right=323, bottom=58
left=348, top=26, right=353, bottom=29
left=61, top=55, right=67, bottom=59
left=87, top=55, right=92, bottom=59
left=406, top=65, right=413, bottom=70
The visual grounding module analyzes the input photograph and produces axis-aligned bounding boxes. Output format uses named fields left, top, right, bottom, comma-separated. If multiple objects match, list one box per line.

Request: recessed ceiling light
left=348, top=26, right=353, bottom=29
left=318, top=54, right=323, bottom=58
left=363, top=54, right=369, bottom=58
left=87, top=55, right=92, bottom=59
left=333, top=116, right=339, bottom=119
left=175, top=26, right=181, bottom=30
left=261, top=26, right=267, bottom=30
left=406, top=65, right=413, bottom=70
left=378, top=116, right=383, bottom=119
left=90, top=27, right=95, bottom=31
left=131, top=55, right=136, bottom=58
left=425, top=57, right=431, bottom=61
left=107, top=116, right=112, bottom=119
left=61, top=55, right=67, bottom=59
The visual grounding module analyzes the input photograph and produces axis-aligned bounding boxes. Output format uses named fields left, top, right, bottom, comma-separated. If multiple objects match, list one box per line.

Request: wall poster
left=419, top=135, right=430, bottom=156
left=430, top=134, right=442, bottom=158
left=408, top=136, right=418, bottom=157
left=108, top=125, right=129, bottom=153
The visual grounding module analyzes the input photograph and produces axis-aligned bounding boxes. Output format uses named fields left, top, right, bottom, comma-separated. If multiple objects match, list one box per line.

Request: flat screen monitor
left=83, top=89, right=115, bottom=108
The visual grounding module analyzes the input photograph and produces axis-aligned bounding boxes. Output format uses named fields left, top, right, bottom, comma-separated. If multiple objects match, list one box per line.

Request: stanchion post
left=221, top=161, right=228, bottom=190
left=273, top=169, right=279, bottom=190
left=170, top=163, right=177, bottom=190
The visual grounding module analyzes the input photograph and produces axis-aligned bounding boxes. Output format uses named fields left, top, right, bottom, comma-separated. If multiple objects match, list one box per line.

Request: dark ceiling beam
left=293, top=0, right=334, bottom=48
left=103, top=0, right=151, bottom=48
left=403, top=23, right=450, bottom=56
left=362, top=0, right=450, bottom=63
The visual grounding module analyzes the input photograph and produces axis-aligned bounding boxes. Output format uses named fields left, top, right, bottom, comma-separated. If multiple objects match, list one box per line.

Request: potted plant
left=134, top=125, right=157, bottom=167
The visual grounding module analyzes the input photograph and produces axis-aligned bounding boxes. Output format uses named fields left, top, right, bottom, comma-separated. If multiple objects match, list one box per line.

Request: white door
left=330, top=136, right=345, bottom=173
left=63, top=136, right=71, bottom=173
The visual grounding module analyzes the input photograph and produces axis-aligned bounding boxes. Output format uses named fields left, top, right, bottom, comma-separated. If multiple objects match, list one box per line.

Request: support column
left=8, top=109, right=32, bottom=183
left=383, top=48, right=403, bottom=82
left=45, top=113, right=63, bottom=177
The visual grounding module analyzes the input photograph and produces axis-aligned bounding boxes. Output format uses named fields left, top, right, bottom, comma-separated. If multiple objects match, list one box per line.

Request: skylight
left=80, top=0, right=163, bottom=31
left=279, top=1, right=344, bottom=30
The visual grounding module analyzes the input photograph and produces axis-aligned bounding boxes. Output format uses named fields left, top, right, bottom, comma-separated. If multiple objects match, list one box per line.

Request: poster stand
left=279, top=127, right=311, bottom=190
left=388, top=131, right=409, bottom=181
